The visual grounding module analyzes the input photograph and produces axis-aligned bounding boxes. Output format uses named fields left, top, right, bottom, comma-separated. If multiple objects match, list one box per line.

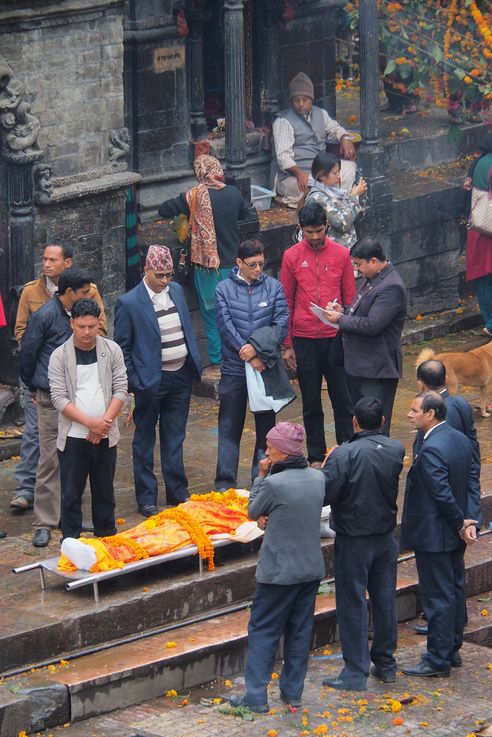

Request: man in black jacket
left=19, top=268, right=93, bottom=548
left=321, top=397, right=405, bottom=690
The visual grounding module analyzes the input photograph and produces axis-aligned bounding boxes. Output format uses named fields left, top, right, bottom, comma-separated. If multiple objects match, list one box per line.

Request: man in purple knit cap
left=228, top=421, right=325, bottom=712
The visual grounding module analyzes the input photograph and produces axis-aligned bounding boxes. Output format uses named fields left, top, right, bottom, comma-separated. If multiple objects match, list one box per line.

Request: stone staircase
left=1, top=494, right=491, bottom=736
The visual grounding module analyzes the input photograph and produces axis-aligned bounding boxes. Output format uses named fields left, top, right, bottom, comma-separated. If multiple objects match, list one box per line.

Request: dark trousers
left=58, top=437, right=117, bottom=539
left=133, top=363, right=193, bottom=507
left=244, top=580, right=320, bottom=706
left=334, top=532, right=398, bottom=686
left=215, top=373, right=275, bottom=489
left=347, top=375, right=399, bottom=436
left=293, top=337, right=353, bottom=460
left=415, top=545, right=466, bottom=671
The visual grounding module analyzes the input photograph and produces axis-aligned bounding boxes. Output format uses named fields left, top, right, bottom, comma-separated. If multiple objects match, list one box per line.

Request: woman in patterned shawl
left=158, top=155, right=250, bottom=373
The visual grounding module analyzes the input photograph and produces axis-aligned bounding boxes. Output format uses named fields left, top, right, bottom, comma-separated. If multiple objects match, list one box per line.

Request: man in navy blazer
left=114, top=245, right=202, bottom=515
left=323, top=237, right=407, bottom=435
left=401, top=392, right=481, bottom=678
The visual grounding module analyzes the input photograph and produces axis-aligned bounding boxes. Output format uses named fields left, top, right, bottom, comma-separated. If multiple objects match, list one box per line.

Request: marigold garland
left=155, top=506, right=215, bottom=570
left=100, top=533, right=150, bottom=561
left=189, top=488, right=249, bottom=514
left=468, top=0, right=492, bottom=48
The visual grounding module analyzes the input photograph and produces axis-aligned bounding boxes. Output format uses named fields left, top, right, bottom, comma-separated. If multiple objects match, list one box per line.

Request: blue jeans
left=474, top=274, right=492, bottom=332
left=244, top=581, right=319, bottom=706
left=13, top=381, right=39, bottom=503
left=214, top=373, right=275, bottom=489
left=334, top=532, right=398, bottom=686
left=132, top=363, right=193, bottom=507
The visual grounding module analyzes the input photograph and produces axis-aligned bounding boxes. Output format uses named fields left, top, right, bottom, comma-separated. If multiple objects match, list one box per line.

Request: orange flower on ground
left=348, top=114, right=358, bottom=124
left=463, top=76, right=473, bottom=84
left=224, top=679, right=232, bottom=687
left=180, top=698, right=189, bottom=706
left=166, top=689, right=177, bottom=698
left=419, top=722, right=429, bottom=727
left=481, top=608, right=489, bottom=617
left=313, top=726, right=328, bottom=736
left=116, top=518, right=126, bottom=525
left=267, top=730, right=278, bottom=737
left=166, top=641, right=177, bottom=648
left=394, top=716, right=404, bottom=726
left=271, top=672, right=279, bottom=679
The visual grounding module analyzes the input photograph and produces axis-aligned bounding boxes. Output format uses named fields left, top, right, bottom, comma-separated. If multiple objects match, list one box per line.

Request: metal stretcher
left=12, top=538, right=237, bottom=603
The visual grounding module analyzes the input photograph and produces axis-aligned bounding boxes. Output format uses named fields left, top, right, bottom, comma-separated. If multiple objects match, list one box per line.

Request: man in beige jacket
left=48, top=298, right=127, bottom=540
left=11, top=242, right=106, bottom=512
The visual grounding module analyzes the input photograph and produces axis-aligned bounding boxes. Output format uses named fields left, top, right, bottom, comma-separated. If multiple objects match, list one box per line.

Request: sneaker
left=10, top=496, right=33, bottom=511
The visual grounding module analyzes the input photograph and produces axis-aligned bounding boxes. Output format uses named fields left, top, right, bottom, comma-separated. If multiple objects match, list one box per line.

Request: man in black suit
left=321, top=398, right=405, bottom=691
left=401, top=392, right=481, bottom=678
left=323, top=237, right=407, bottom=435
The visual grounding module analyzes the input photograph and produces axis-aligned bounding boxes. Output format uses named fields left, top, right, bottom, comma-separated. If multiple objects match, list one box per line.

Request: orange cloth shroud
left=58, top=490, right=251, bottom=573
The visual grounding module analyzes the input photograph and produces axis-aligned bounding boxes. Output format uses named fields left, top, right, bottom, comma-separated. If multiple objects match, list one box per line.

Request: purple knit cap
left=145, top=245, right=173, bottom=272
left=266, top=422, right=305, bottom=456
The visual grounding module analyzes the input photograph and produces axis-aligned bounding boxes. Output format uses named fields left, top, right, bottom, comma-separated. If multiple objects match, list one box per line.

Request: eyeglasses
left=241, top=260, right=265, bottom=269
left=153, top=272, right=174, bottom=280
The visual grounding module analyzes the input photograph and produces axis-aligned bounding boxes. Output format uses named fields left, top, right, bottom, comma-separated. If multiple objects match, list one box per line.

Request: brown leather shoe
left=10, top=496, right=33, bottom=511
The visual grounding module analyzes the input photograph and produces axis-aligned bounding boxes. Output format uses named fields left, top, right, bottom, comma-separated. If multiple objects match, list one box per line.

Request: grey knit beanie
left=288, top=72, right=314, bottom=100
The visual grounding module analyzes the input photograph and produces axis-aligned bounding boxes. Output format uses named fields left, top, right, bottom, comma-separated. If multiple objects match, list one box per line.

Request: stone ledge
left=45, top=171, right=142, bottom=203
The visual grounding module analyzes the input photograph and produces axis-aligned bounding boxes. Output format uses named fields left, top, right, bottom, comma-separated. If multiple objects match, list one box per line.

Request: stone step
left=4, top=494, right=492, bottom=676
left=2, top=534, right=492, bottom=735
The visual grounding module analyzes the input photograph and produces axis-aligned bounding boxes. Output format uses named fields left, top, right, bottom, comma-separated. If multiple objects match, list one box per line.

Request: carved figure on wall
left=33, top=163, right=54, bottom=204
left=108, top=127, right=130, bottom=164
left=0, top=55, right=41, bottom=161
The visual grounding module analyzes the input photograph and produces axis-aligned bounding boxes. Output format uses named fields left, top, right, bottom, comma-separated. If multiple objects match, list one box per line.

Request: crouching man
left=228, top=422, right=325, bottom=712
left=48, top=299, right=128, bottom=540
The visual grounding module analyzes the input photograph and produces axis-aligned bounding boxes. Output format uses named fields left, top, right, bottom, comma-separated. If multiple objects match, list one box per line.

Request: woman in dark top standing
left=158, top=155, right=250, bottom=372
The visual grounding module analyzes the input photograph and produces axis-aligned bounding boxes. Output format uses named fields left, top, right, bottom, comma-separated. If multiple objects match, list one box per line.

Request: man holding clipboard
left=323, top=237, right=407, bottom=435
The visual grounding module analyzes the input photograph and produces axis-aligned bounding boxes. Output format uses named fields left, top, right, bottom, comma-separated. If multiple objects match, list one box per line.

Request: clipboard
left=310, top=302, right=340, bottom=329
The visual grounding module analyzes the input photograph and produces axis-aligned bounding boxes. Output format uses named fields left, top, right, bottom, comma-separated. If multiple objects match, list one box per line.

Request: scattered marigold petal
left=481, top=609, right=489, bottom=617
left=415, top=314, right=423, bottom=321
left=267, top=730, right=278, bottom=737
left=394, top=717, right=404, bottom=726
left=322, top=649, right=332, bottom=655
left=224, top=679, right=232, bottom=687
left=116, top=518, right=126, bottom=525
left=269, top=708, right=276, bottom=715
left=212, top=697, right=222, bottom=704
left=166, top=641, right=177, bottom=648
left=143, top=586, right=149, bottom=592
left=419, top=722, right=429, bottom=727
left=271, top=672, right=279, bottom=679
left=47, top=664, right=57, bottom=673
left=166, top=689, right=177, bottom=698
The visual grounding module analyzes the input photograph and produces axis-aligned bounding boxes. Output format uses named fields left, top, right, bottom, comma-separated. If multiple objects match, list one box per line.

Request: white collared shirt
left=423, top=421, right=446, bottom=440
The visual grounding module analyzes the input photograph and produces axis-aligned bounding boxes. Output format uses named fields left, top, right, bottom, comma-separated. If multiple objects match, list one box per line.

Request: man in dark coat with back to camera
left=228, top=422, right=325, bottom=712
left=323, top=236, right=407, bottom=435
left=401, top=392, right=481, bottom=678
left=114, top=245, right=202, bottom=516
left=321, top=397, right=405, bottom=691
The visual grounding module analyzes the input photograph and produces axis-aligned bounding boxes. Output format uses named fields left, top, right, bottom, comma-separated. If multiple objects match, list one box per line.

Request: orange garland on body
left=151, top=506, right=216, bottom=570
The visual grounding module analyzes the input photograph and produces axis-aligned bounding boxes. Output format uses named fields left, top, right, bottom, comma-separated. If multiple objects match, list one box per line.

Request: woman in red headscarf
left=158, top=155, right=250, bottom=374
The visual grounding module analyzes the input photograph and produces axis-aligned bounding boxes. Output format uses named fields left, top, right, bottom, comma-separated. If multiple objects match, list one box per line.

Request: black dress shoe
left=280, top=692, right=302, bottom=707
left=81, top=522, right=94, bottom=533
left=322, top=677, right=367, bottom=691
left=32, top=528, right=51, bottom=548
left=412, top=624, right=428, bottom=635
left=138, top=505, right=158, bottom=518
left=0, top=529, right=7, bottom=538
left=370, top=665, right=396, bottom=683
left=227, top=695, right=269, bottom=713
left=450, top=651, right=462, bottom=668
left=401, top=660, right=450, bottom=678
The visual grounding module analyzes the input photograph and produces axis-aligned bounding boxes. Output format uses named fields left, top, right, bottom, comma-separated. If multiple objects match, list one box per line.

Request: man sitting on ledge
left=272, top=72, right=356, bottom=208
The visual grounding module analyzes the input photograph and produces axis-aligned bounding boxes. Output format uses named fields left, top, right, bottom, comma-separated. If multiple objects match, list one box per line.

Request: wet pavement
left=0, top=328, right=491, bottom=666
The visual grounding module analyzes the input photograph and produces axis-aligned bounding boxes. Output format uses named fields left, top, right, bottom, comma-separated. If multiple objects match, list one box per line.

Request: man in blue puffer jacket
left=215, top=240, right=290, bottom=489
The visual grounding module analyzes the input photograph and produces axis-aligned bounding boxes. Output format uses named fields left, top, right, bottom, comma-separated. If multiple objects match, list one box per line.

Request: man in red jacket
left=280, top=202, right=356, bottom=465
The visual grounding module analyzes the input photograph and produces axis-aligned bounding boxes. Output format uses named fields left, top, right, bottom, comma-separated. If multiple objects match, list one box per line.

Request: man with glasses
left=323, top=237, right=407, bottom=436
left=114, top=245, right=202, bottom=515
left=214, top=239, right=289, bottom=490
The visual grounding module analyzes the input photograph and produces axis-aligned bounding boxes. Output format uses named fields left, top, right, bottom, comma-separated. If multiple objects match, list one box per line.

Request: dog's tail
left=416, top=347, right=436, bottom=369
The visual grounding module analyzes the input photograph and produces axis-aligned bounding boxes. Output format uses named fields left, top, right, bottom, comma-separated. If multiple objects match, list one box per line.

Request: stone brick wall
left=0, top=0, right=125, bottom=178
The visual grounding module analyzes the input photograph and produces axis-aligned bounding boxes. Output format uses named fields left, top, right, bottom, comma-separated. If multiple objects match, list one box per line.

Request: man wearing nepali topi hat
left=114, top=245, right=202, bottom=516
left=228, top=421, right=325, bottom=713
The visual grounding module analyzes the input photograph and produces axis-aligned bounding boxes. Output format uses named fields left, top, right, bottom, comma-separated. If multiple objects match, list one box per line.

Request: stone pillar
left=358, top=0, right=391, bottom=204
left=7, top=161, right=37, bottom=289
left=187, top=5, right=208, bottom=143
left=256, top=1, right=279, bottom=126
left=223, top=0, right=248, bottom=195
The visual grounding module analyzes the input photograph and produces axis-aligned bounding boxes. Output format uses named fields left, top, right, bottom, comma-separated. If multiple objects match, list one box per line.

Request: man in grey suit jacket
left=324, top=237, right=407, bottom=435
left=228, top=422, right=325, bottom=712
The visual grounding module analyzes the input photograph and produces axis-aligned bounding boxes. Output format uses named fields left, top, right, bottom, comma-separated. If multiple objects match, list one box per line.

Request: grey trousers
left=32, top=390, right=60, bottom=530
left=13, top=381, right=40, bottom=503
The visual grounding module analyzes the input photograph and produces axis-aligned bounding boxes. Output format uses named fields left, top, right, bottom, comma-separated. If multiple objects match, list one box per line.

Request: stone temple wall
left=0, top=0, right=140, bottom=349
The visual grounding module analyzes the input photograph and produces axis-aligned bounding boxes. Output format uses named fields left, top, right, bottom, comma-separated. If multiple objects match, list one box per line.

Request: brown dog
left=416, top=342, right=492, bottom=417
